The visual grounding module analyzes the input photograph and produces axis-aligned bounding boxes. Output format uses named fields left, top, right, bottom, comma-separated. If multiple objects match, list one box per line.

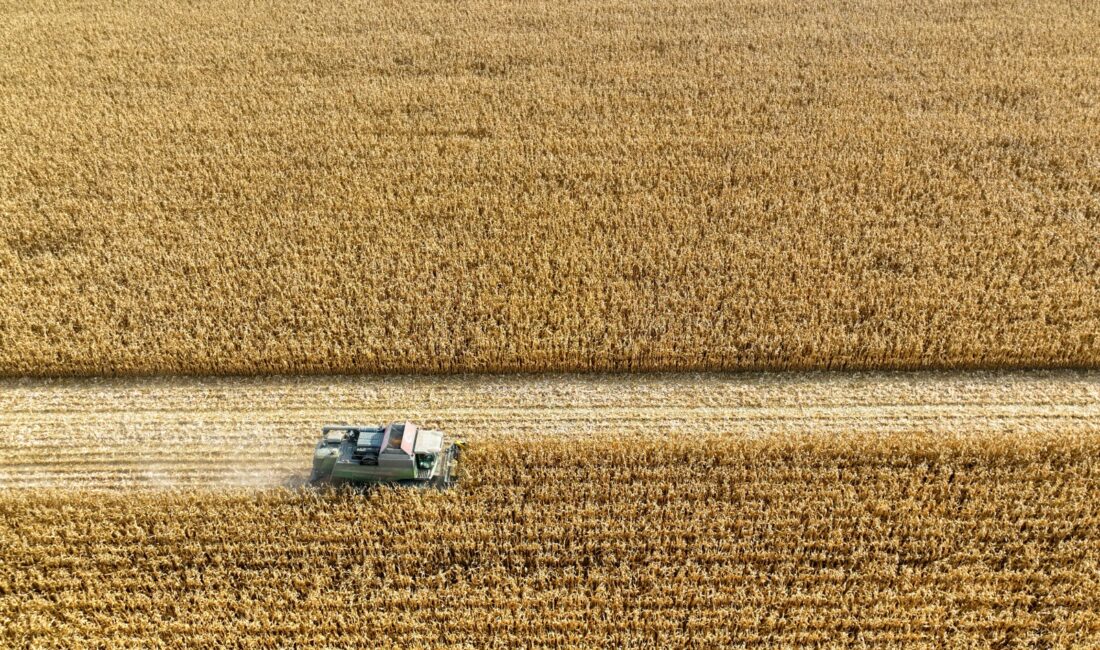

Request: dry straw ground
left=2, top=0, right=1099, bottom=375
left=1, top=373, right=1098, bottom=646
left=2, top=371, right=1097, bottom=487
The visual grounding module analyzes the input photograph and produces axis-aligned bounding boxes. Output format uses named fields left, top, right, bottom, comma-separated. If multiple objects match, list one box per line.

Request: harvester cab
left=309, top=421, right=463, bottom=489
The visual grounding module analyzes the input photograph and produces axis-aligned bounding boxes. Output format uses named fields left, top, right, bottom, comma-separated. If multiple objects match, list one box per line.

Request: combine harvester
left=309, top=421, right=463, bottom=489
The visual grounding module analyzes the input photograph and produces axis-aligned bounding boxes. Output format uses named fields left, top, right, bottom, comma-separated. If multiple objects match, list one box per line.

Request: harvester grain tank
left=309, top=421, right=462, bottom=488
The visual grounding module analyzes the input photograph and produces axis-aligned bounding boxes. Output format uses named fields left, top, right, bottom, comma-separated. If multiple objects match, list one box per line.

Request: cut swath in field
left=1, top=371, right=1096, bottom=488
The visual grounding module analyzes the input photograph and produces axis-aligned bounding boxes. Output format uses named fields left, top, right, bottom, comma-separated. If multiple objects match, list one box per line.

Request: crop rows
left=2, top=435, right=1099, bottom=648
left=1, top=373, right=1098, bottom=646
left=2, top=0, right=1099, bottom=376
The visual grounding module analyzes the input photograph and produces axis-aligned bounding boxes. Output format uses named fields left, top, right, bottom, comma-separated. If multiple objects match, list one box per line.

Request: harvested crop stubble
left=2, top=0, right=1100, bottom=375
left=2, top=370, right=1099, bottom=489
left=2, top=435, right=1099, bottom=648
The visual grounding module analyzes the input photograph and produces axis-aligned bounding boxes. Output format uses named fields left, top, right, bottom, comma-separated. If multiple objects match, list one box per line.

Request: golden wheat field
left=3, top=0, right=1100, bottom=645
left=2, top=0, right=1099, bottom=375
left=1, top=372, right=1099, bottom=647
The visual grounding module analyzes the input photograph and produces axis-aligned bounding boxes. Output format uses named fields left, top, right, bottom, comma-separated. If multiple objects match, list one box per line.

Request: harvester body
left=310, top=422, right=460, bottom=488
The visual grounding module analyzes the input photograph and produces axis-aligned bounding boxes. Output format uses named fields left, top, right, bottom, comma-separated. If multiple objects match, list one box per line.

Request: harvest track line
left=2, top=371, right=1097, bottom=489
